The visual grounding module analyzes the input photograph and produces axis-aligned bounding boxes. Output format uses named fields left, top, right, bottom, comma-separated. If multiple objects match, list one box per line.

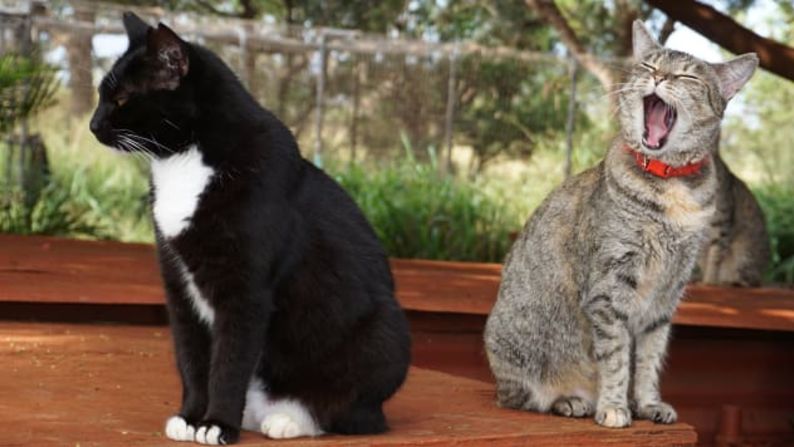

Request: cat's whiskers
left=163, top=119, right=181, bottom=131
left=599, top=86, right=643, bottom=102
left=115, top=129, right=176, bottom=157
left=127, top=132, right=176, bottom=154
left=117, top=132, right=157, bottom=160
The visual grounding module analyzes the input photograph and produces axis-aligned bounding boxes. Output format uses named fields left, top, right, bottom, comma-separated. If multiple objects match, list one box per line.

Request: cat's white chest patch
left=151, top=145, right=215, bottom=239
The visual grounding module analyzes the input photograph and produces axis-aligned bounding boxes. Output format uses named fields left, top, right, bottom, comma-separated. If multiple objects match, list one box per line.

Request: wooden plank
left=1, top=235, right=793, bottom=332
left=0, top=322, right=696, bottom=446
left=407, top=313, right=794, bottom=447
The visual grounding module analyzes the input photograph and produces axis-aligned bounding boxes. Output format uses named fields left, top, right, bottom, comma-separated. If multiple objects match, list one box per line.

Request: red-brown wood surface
left=407, top=312, right=794, bottom=446
left=0, top=322, right=696, bottom=446
left=2, top=234, right=793, bottom=332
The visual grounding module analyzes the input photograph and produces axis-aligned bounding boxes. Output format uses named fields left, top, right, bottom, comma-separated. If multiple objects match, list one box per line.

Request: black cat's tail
left=329, top=402, right=388, bottom=435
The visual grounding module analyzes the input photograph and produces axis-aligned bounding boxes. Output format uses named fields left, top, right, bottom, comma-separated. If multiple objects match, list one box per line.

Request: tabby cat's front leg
left=584, top=292, right=633, bottom=428
left=632, top=317, right=677, bottom=424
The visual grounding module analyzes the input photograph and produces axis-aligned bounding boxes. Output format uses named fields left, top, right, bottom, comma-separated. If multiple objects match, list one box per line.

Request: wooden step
left=0, top=322, right=696, bottom=446
left=1, top=234, right=793, bottom=331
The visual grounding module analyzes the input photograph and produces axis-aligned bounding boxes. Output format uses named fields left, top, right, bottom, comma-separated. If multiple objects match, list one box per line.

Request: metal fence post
left=313, top=30, right=327, bottom=167
left=442, top=44, right=458, bottom=175
left=564, top=57, right=578, bottom=179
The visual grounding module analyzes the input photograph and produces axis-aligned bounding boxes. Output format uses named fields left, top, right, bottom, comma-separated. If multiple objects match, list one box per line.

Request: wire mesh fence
left=1, top=0, right=609, bottom=175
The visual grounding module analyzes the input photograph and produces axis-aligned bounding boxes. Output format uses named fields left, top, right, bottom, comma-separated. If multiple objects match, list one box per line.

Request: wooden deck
left=3, top=234, right=794, bottom=445
left=0, top=322, right=696, bottom=446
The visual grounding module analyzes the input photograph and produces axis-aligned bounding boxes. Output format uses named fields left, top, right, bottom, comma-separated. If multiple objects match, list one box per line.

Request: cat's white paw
left=165, top=415, right=195, bottom=442
left=261, top=413, right=303, bottom=439
left=595, top=405, right=632, bottom=428
left=195, top=424, right=223, bottom=445
left=636, top=402, right=677, bottom=424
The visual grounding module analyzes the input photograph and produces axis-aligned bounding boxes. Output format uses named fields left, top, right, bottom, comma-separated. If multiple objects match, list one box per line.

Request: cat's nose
left=89, top=109, right=103, bottom=135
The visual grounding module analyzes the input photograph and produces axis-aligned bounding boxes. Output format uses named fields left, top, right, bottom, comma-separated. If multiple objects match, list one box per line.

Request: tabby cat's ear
left=122, top=12, right=150, bottom=48
left=147, top=23, right=189, bottom=90
left=712, top=53, right=758, bottom=100
left=632, top=20, right=660, bottom=60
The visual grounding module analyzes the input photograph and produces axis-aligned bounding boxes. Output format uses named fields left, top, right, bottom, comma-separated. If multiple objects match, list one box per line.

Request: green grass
left=1, top=105, right=152, bottom=241
left=754, top=184, right=794, bottom=284
left=3, top=101, right=793, bottom=283
left=330, top=151, right=520, bottom=262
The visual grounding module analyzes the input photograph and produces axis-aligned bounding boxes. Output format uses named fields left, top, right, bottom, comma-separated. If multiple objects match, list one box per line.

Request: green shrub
left=0, top=140, right=152, bottom=241
left=0, top=53, right=58, bottom=134
left=330, top=152, right=518, bottom=262
left=754, top=184, right=794, bottom=284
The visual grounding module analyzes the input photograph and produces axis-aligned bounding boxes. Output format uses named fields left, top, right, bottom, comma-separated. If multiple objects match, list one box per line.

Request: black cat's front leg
left=194, top=290, right=270, bottom=446
left=161, top=270, right=212, bottom=442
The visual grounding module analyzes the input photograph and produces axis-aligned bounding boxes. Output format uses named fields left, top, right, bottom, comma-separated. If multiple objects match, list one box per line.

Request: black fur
left=90, top=13, right=411, bottom=443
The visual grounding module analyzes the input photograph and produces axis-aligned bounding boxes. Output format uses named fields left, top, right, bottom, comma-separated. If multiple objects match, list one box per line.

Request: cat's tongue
left=643, top=94, right=675, bottom=149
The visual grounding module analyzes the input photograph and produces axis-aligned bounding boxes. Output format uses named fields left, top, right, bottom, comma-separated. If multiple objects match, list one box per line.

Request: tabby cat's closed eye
left=640, top=62, right=656, bottom=72
left=674, top=73, right=700, bottom=82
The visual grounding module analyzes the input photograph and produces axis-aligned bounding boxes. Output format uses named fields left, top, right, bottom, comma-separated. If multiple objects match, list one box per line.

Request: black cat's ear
left=122, top=12, right=150, bottom=48
left=147, top=23, right=189, bottom=90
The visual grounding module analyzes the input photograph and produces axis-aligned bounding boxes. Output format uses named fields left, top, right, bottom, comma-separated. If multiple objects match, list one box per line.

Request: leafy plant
left=0, top=53, right=58, bottom=134
left=754, top=184, right=794, bottom=284
left=330, top=144, right=518, bottom=262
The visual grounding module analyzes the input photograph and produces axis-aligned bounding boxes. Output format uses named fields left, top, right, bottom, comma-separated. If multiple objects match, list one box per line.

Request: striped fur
left=484, top=21, right=757, bottom=428
left=693, top=155, right=771, bottom=286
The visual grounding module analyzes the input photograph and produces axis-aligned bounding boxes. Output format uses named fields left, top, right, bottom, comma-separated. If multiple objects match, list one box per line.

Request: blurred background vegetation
left=1, top=0, right=792, bottom=284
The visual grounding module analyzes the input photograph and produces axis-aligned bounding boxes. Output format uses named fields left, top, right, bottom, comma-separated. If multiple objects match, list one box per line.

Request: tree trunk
left=525, top=0, right=615, bottom=91
left=66, top=4, right=94, bottom=116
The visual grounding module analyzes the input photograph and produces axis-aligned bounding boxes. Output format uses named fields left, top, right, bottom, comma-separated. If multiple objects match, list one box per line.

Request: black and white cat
left=89, top=13, right=411, bottom=445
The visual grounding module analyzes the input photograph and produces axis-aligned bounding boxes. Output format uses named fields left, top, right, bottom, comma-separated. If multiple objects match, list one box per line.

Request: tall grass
left=331, top=147, right=521, bottom=262
left=754, top=184, right=794, bottom=284
left=3, top=102, right=793, bottom=282
left=1, top=105, right=152, bottom=241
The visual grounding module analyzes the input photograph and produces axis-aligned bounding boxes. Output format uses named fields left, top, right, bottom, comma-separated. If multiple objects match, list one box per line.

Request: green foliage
left=754, top=184, right=794, bottom=284
left=723, top=71, right=794, bottom=186
left=404, top=0, right=556, bottom=50
left=329, top=147, right=518, bottom=262
left=0, top=53, right=58, bottom=135
left=5, top=103, right=793, bottom=282
left=0, top=144, right=151, bottom=240
left=1, top=182, right=100, bottom=237
left=456, top=56, right=588, bottom=171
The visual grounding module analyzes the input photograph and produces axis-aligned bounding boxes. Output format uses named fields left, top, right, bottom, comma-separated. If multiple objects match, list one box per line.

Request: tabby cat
left=694, top=155, right=770, bottom=286
left=89, top=13, right=410, bottom=445
left=484, top=21, right=757, bottom=428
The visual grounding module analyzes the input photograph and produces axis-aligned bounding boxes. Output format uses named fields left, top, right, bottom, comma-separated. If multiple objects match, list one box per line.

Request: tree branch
left=646, top=0, right=794, bottom=82
left=658, top=16, right=675, bottom=45
left=525, top=0, right=614, bottom=89
left=194, top=0, right=244, bottom=19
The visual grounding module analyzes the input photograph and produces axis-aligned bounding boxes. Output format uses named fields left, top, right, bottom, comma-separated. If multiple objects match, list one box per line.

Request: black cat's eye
left=114, top=95, right=129, bottom=107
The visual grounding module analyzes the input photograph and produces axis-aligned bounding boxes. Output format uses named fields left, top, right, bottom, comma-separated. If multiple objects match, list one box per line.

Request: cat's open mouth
left=643, top=94, right=676, bottom=150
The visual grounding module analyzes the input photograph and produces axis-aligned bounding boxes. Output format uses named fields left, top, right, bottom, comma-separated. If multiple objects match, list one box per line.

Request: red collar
left=625, top=146, right=708, bottom=179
